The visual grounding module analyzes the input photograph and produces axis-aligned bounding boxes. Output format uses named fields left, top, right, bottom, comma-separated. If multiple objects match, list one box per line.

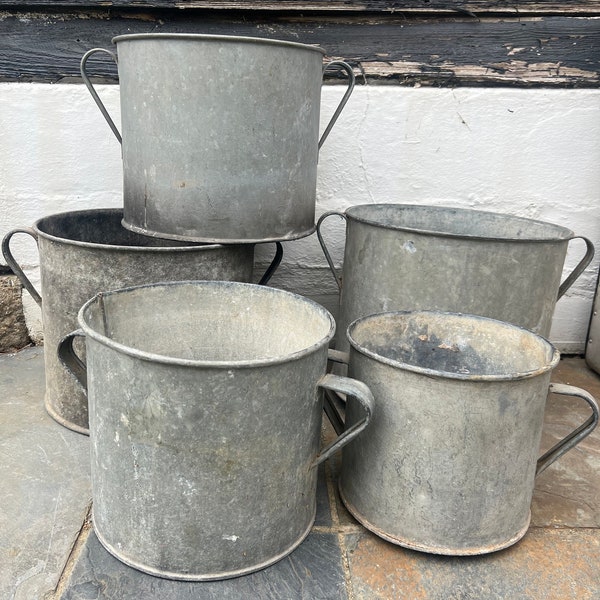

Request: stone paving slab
left=0, top=347, right=91, bottom=600
left=532, top=395, right=600, bottom=528
left=344, top=528, right=600, bottom=600
left=58, top=458, right=346, bottom=598
left=2, top=350, right=600, bottom=599
left=60, top=529, right=347, bottom=600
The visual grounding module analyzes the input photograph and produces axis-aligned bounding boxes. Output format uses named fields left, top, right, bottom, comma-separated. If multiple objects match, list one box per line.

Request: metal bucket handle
left=557, top=236, right=595, bottom=299
left=2, top=228, right=42, bottom=306
left=318, top=61, right=355, bottom=150
left=57, top=329, right=88, bottom=393
left=313, top=358, right=374, bottom=467
left=257, top=242, right=283, bottom=286
left=81, top=50, right=355, bottom=152
left=80, top=48, right=122, bottom=143
left=536, top=383, right=599, bottom=476
left=57, top=335, right=373, bottom=466
left=316, top=210, right=346, bottom=292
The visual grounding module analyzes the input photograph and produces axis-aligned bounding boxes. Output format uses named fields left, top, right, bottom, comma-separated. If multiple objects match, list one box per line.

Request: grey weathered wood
left=0, top=8, right=598, bottom=86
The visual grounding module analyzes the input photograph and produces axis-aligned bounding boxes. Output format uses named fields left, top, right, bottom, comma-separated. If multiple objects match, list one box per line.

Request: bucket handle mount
left=536, top=383, right=599, bottom=476
left=80, top=50, right=355, bottom=152
left=2, top=228, right=42, bottom=306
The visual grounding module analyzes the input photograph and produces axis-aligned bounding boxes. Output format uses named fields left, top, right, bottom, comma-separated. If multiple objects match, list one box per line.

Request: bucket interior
left=348, top=204, right=572, bottom=241
left=83, top=282, right=334, bottom=363
left=37, top=210, right=202, bottom=248
left=349, top=311, right=558, bottom=378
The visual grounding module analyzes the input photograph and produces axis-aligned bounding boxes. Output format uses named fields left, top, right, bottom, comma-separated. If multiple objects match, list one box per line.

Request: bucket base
left=339, top=482, right=531, bottom=556
left=45, top=398, right=89, bottom=436
left=121, top=219, right=317, bottom=245
left=92, top=507, right=316, bottom=581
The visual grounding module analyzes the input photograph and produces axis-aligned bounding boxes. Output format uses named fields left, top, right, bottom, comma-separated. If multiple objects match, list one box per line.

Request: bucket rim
left=346, top=309, right=561, bottom=381
left=77, top=280, right=336, bottom=369
left=33, top=208, right=235, bottom=253
left=344, top=203, right=575, bottom=243
left=111, top=33, right=328, bottom=56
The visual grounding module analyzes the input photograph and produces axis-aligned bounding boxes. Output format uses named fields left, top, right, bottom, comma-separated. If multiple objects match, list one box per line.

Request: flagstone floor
left=1, top=347, right=599, bottom=599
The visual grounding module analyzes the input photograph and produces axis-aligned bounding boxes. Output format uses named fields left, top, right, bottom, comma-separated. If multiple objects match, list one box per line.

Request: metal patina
left=58, top=281, right=373, bottom=580
left=2, top=209, right=280, bottom=434
left=339, top=310, right=598, bottom=554
left=318, top=203, right=594, bottom=354
left=81, top=34, right=355, bottom=243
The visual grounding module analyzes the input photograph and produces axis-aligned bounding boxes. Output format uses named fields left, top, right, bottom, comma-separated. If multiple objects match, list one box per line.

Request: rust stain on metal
left=437, top=342, right=459, bottom=351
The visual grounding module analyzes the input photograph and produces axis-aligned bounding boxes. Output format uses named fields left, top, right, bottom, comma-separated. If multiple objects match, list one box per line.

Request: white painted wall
left=1, top=83, right=599, bottom=351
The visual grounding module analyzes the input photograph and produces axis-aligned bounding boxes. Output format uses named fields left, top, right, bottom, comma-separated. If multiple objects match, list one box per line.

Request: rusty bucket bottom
left=45, top=396, right=89, bottom=436
left=338, top=483, right=531, bottom=556
left=122, top=218, right=318, bottom=245
left=92, top=507, right=316, bottom=581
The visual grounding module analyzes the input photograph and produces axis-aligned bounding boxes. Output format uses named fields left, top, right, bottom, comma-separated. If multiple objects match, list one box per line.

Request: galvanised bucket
left=318, top=204, right=594, bottom=354
left=58, top=281, right=373, bottom=580
left=2, top=209, right=281, bottom=435
left=339, top=310, right=599, bottom=555
left=81, top=34, right=355, bottom=243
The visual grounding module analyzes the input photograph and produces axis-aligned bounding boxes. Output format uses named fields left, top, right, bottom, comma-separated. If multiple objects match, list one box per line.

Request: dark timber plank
left=0, top=10, right=598, bottom=86
left=1, top=1, right=600, bottom=15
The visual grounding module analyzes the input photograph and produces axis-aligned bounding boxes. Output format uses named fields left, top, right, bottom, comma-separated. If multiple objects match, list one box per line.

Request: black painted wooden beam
left=1, top=1, right=600, bottom=14
left=0, top=7, right=598, bottom=86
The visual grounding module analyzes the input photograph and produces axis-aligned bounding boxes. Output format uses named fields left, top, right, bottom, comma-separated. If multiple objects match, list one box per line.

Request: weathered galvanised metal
left=81, top=34, right=355, bottom=243
left=2, top=209, right=279, bottom=435
left=585, top=269, right=600, bottom=374
left=318, top=204, right=594, bottom=354
left=339, top=310, right=599, bottom=555
left=58, top=281, right=373, bottom=580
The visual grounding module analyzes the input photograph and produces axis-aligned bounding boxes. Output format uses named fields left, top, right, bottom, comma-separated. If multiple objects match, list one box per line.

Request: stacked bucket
left=3, top=33, right=600, bottom=579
